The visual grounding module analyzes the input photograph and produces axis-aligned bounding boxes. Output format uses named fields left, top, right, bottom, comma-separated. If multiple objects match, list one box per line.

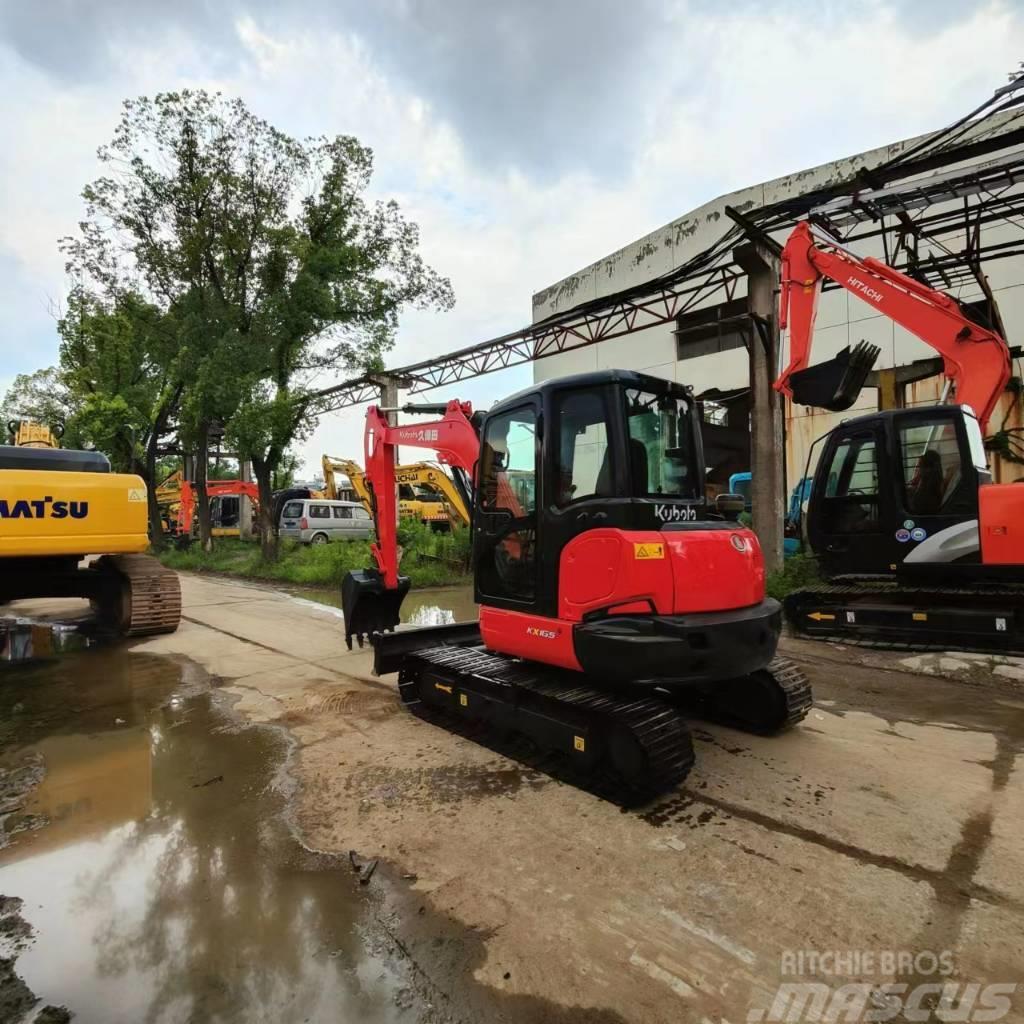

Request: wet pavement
left=0, top=645, right=418, bottom=1024
left=4, top=577, right=1024, bottom=1023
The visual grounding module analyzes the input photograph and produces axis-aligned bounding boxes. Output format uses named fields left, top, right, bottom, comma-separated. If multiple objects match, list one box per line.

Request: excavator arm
left=322, top=455, right=373, bottom=505
left=775, top=221, right=1010, bottom=432
left=342, top=400, right=479, bottom=646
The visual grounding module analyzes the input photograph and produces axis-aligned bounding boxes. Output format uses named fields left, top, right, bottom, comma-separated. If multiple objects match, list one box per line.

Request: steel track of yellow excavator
left=91, top=554, right=182, bottom=637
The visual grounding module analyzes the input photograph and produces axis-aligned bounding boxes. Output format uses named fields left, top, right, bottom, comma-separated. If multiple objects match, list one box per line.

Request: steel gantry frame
left=314, top=75, right=1024, bottom=413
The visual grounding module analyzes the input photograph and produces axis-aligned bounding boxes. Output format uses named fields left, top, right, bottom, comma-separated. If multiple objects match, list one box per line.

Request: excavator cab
left=806, top=404, right=988, bottom=578
left=472, top=371, right=706, bottom=618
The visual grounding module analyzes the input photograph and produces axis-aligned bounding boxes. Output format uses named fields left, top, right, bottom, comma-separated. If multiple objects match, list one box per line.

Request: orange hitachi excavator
left=774, top=220, right=1024, bottom=652
left=341, top=370, right=812, bottom=803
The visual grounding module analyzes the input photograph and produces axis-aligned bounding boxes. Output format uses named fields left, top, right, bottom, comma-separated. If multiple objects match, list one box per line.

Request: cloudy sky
left=1, top=0, right=1021, bottom=476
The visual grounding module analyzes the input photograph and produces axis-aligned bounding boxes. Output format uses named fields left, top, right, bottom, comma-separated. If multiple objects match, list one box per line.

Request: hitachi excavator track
left=397, top=645, right=696, bottom=805
left=92, top=554, right=182, bottom=637
left=785, top=581, right=1024, bottom=655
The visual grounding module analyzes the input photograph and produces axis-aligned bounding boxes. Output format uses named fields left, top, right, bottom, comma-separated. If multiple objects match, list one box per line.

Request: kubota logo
left=527, top=626, right=559, bottom=639
left=0, top=497, right=89, bottom=520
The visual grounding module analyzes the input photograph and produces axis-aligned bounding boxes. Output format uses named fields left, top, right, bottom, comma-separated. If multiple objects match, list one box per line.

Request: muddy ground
left=2, top=574, right=1024, bottom=1023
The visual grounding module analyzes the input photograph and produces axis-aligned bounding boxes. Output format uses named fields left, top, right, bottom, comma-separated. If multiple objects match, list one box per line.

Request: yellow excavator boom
left=321, top=455, right=469, bottom=529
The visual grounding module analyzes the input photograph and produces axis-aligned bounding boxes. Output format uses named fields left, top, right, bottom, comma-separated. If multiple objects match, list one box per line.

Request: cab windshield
left=624, top=388, right=698, bottom=498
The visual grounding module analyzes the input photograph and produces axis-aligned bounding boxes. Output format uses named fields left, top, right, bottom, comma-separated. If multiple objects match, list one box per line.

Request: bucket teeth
left=340, top=569, right=411, bottom=649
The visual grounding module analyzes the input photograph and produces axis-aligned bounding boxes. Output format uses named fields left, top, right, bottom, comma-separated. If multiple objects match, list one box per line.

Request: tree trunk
left=145, top=432, right=166, bottom=549
left=252, top=456, right=278, bottom=561
left=195, top=426, right=213, bottom=551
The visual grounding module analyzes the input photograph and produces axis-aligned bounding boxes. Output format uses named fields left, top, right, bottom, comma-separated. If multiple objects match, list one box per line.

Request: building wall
left=532, top=120, right=1024, bottom=491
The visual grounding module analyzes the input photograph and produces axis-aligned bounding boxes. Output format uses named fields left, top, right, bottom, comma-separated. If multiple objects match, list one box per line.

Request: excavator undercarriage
left=375, top=624, right=810, bottom=803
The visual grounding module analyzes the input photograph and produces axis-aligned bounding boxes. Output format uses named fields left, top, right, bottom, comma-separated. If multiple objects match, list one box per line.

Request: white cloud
left=0, top=0, right=1020, bottom=477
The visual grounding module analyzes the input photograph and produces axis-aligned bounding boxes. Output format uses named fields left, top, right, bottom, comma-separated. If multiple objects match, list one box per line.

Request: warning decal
left=633, top=542, right=665, bottom=560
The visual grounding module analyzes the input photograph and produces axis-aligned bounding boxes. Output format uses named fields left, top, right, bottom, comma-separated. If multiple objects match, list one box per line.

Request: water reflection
left=294, top=584, right=478, bottom=629
left=0, top=650, right=413, bottom=1023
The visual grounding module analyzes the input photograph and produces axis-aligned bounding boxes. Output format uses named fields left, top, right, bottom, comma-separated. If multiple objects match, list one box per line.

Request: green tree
left=63, top=91, right=453, bottom=554
left=57, top=288, right=184, bottom=541
left=0, top=367, right=74, bottom=439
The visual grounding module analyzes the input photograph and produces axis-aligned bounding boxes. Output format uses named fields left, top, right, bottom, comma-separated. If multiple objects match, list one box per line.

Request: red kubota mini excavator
left=341, top=369, right=811, bottom=802
left=775, top=220, right=1024, bottom=652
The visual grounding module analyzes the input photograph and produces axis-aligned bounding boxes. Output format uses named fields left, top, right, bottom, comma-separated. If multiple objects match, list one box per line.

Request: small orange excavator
left=173, top=480, right=260, bottom=538
left=774, top=220, right=1024, bottom=652
left=341, top=369, right=811, bottom=802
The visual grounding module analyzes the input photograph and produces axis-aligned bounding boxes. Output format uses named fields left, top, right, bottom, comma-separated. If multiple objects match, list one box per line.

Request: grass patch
left=156, top=520, right=471, bottom=590
left=766, top=552, right=821, bottom=602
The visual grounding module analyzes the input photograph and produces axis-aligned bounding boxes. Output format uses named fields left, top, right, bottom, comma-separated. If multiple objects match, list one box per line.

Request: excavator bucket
left=341, top=569, right=411, bottom=649
left=787, top=341, right=881, bottom=412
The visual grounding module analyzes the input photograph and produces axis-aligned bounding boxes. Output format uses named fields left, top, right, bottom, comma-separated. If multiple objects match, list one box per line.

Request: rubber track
left=762, top=657, right=814, bottom=731
left=110, top=554, right=182, bottom=636
left=668, top=656, right=813, bottom=734
left=398, top=645, right=695, bottom=805
left=786, top=580, right=1024, bottom=655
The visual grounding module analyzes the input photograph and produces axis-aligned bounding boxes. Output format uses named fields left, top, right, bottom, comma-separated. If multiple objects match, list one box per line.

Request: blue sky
left=1, top=0, right=1021, bottom=474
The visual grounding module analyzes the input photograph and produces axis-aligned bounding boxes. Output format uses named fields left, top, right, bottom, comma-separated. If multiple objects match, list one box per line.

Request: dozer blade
left=341, top=569, right=411, bottom=649
left=788, top=340, right=881, bottom=412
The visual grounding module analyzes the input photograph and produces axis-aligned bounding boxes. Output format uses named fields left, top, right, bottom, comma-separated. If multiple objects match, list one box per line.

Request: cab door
left=473, top=402, right=539, bottom=610
left=808, top=422, right=892, bottom=575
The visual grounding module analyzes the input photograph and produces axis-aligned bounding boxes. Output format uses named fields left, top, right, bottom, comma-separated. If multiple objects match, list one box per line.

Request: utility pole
left=239, top=459, right=253, bottom=539
left=734, top=242, right=784, bottom=573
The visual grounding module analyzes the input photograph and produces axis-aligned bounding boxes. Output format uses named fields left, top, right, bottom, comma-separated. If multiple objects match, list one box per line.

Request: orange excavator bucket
left=787, top=340, right=881, bottom=412
left=341, top=569, right=411, bottom=649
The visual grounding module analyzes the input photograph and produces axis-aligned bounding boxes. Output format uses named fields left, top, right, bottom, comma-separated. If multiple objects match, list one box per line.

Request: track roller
left=91, top=554, right=182, bottom=637
left=669, top=657, right=812, bottom=735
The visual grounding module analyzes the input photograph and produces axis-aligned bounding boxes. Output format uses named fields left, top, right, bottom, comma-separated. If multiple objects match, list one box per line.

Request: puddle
left=0, top=648, right=417, bottom=1023
left=293, top=584, right=478, bottom=628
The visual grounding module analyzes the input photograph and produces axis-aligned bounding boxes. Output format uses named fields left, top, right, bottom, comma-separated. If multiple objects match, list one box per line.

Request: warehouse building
left=531, top=116, right=1024, bottom=499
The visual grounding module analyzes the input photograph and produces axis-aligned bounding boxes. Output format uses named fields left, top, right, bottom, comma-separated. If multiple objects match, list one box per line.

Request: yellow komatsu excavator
left=0, top=420, right=181, bottom=637
left=321, top=455, right=470, bottom=531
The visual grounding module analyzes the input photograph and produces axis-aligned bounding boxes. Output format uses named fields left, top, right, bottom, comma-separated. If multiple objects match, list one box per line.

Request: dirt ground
left=12, top=574, right=1024, bottom=1023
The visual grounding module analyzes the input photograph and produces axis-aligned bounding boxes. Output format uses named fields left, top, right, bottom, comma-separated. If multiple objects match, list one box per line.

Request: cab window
left=899, top=419, right=963, bottom=515
left=281, top=501, right=303, bottom=519
left=555, top=390, right=612, bottom=506
left=624, top=389, right=698, bottom=498
left=820, top=432, right=880, bottom=533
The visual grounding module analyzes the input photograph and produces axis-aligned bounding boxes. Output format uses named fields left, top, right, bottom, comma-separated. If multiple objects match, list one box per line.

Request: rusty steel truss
left=315, top=76, right=1024, bottom=412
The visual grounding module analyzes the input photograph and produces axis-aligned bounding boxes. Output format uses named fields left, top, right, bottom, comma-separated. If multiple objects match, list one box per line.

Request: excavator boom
left=776, top=221, right=1010, bottom=431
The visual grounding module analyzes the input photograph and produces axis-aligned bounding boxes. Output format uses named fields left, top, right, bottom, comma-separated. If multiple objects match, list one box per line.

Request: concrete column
left=239, top=459, right=253, bottom=539
left=735, top=243, right=784, bottom=573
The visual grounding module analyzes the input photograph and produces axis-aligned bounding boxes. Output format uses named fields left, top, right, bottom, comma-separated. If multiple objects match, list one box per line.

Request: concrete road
left=21, top=574, right=1024, bottom=1022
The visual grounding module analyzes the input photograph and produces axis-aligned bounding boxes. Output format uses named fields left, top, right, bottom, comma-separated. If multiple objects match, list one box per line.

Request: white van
left=278, top=498, right=374, bottom=544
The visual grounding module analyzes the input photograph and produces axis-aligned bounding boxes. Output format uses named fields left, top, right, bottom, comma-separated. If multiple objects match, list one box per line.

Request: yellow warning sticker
left=128, top=488, right=147, bottom=502
left=434, top=682, right=453, bottom=694
left=573, top=735, right=586, bottom=752
left=633, top=542, right=665, bottom=560
left=459, top=693, right=468, bottom=707
left=912, top=612, right=928, bottom=622
left=808, top=611, right=835, bottom=621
